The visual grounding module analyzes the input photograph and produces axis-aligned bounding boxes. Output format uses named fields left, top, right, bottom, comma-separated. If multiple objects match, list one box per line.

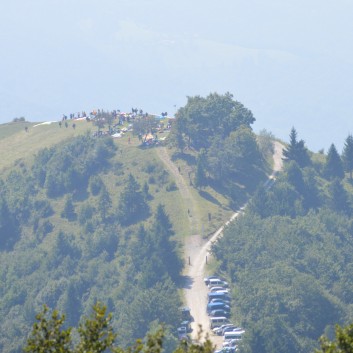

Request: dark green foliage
left=286, top=161, right=306, bottom=194
left=117, top=174, right=149, bottom=226
left=34, top=200, right=54, bottom=218
left=316, top=322, right=353, bottom=353
left=328, top=179, right=351, bottom=215
left=119, top=280, right=182, bottom=342
left=24, top=303, right=115, bottom=353
left=149, top=204, right=182, bottom=281
left=342, top=134, right=353, bottom=180
left=0, top=135, right=185, bottom=353
left=194, top=155, right=207, bottom=188
left=32, top=148, right=55, bottom=187
left=93, top=113, right=107, bottom=131
left=61, top=195, right=76, bottom=221
left=248, top=186, right=271, bottom=218
left=173, top=92, right=255, bottom=149
left=98, top=187, right=112, bottom=221
left=324, top=144, right=344, bottom=180
left=283, top=127, right=311, bottom=167
left=90, top=175, right=104, bottom=195
left=37, top=220, right=54, bottom=238
left=32, top=134, right=116, bottom=197
left=249, top=163, right=324, bottom=218
left=133, top=115, right=158, bottom=137
left=168, top=117, right=186, bottom=153
left=208, top=126, right=263, bottom=182
left=169, top=92, right=266, bottom=206
left=0, top=196, right=19, bottom=250
left=24, top=303, right=214, bottom=353
left=78, top=203, right=95, bottom=225
left=143, top=181, right=151, bottom=198
left=213, top=210, right=353, bottom=352
left=302, top=168, right=321, bottom=210
left=24, top=305, right=72, bottom=353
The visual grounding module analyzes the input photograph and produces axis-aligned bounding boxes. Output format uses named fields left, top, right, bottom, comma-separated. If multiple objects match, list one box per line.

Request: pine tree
left=150, top=204, right=181, bottom=280
left=342, top=134, right=353, bottom=180
left=282, top=127, right=298, bottom=162
left=61, top=195, right=76, bottom=221
left=324, top=144, right=344, bottom=180
left=98, top=187, right=112, bottom=221
left=117, top=174, right=148, bottom=225
left=282, top=127, right=311, bottom=167
left=286, top=161, right=305, bottom=194
left=329, top=179, right=350, bottom=215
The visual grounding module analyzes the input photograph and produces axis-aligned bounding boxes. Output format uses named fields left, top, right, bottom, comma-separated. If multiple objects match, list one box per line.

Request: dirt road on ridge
left=156, top=142, right=283, bottom=346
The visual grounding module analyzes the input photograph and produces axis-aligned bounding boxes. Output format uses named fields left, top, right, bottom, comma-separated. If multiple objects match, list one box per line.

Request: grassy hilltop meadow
left=2, top=93, right=353, bottom=353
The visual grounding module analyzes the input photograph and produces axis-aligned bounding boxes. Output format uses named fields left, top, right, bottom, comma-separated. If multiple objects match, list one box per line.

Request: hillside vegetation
left=0, top=93, right=270, bottom=353
left=213, top=129, right=353, bottom=352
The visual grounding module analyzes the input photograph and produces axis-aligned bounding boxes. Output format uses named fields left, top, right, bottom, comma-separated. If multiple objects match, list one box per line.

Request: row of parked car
left=177, top=307, right=193, bottom=340
left=204, top=275, right=245, bottom=353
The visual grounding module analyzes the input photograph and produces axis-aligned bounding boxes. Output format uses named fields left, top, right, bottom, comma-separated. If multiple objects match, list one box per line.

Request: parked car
left=209, top=286, right=228, bottom=293
left=222, top=327, right=243, bottom=336
left=223, top=339, right=238, bottom=348
left=210, top=316, right=229, bottom=329
left=214, top=347, right=236, bottom=353
left=209, top=298, right=231, bottom=305
left=213, top=324, right=236, bottom=335
left=208, top=292, right=231, bottom=302
left=208, top=279, right=229, bottom=288
left=210, top=309, right=230, bottom=318
left=224, top=330, right=245, bottom=342
left=180, top=320, right=192, bottom=333
left=207, top=302, right=230, bottom=313
left=177, top=327, right=187, bottom=340
left=180, top=307, right=193, bottom=322
left=204, top=275, right=222, bottom=285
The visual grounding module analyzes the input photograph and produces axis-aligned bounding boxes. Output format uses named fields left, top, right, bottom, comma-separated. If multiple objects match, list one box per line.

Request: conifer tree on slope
left=324, top=144, right=344, bottom=180
left=342, top=134, right=353, bottom=180
left=117, top=174, right=148, bottom=225
left=282, top=127, right=311, bottom=168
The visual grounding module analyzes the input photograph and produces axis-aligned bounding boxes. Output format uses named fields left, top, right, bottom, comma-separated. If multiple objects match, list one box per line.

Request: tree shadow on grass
left=198, top=190, right=222, bottom=206
left=171, top=152, right=196, bottom=166
left=178, top=275, right=194, bottom=290
left=73, top=188, right=89, bottom=202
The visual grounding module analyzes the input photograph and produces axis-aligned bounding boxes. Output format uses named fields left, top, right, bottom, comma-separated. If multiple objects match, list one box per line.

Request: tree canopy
left=172, top=92, right=255, bottom=149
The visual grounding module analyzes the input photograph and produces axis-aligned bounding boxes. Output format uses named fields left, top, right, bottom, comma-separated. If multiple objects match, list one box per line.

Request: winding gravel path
left=156, top=142, right=284, bottom=346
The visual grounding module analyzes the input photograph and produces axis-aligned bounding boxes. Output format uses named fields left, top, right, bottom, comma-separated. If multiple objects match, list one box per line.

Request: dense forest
left=212, top=129, right=353, bottom=352
left=0, top=134, right=183, bottom=352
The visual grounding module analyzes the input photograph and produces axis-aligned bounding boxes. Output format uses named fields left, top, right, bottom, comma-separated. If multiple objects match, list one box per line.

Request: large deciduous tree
left=174, top=92, right=255, bottom=149
left=208, top=126, right=261, bottom=180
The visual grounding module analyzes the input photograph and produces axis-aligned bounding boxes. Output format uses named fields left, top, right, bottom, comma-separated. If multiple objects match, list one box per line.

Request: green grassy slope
left=0, top=120, right=255, bottom=239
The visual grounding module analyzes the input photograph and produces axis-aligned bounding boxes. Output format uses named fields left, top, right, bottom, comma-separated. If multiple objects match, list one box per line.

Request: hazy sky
left=1, top=0, right=353, bottom=151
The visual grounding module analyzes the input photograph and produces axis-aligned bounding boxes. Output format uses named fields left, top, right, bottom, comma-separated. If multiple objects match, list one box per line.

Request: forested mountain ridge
left=0, top=93, right=271, bottom=353
left=2, top=93, right=353, bottom=353
left=212, top=128, right=353, bottom=352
